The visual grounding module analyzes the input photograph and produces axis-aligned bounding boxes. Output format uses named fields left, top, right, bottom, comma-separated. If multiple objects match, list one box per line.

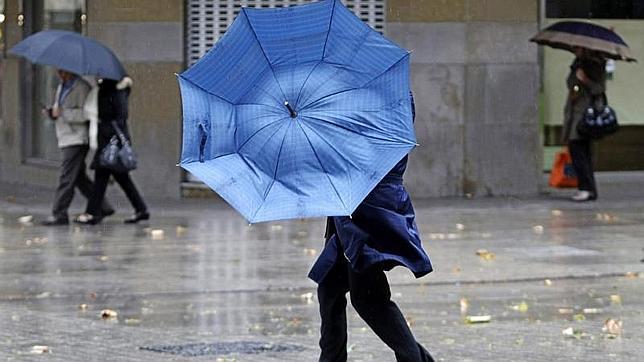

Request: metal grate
left=140, top=341, right=306, bottom=356
left=186, top=0, right=386, bottom=65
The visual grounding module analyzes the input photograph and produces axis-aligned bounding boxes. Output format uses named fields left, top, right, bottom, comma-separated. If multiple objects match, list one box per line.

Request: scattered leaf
left=465, top=315, right=491, bottom=324
left=544, top=279, right=553, bottom=286
left=125, top=318, right=141, bottom=325
left=176, top=225, right=188, bottom=236
left=551, top=209, right=563, bottom=216
left=460, top=298, right=469, bottom=314
left=300, top=292, right=314, bottom=304
left=455, top=223, right=465, bottom=231
left=624, top=271, right=642, bottom=279
left=18, top=215, right=33, bottom=225
left=79, top=304, right=88, bottom=311
left=30, top=345, right=49, bottom=354
left=476, top=249, right=495, bottom=260
left=303, top=248, right=317, bottom=256
left=271, top=225, right=283, bottom=231
left=609, top=295, right=622, bottom=305
left=558, top=308, right=574, bottom=314
left=532, top=225, right=544, bottom=234
left=562, top=327, right=584, bottom=339
left=150, top=229, right=165, bottom=240
left=602, top=318, right=623, bottom=337
left=100, top=309, right=118, bottom=319
left=510, top=301, right=529, bottom=313
left=36, top=292, right=51, bottom=299
left=582, top=308, right=602, bottom=314
left=573, top=313, right=586, bottom=321
left=97, top=256, right=109, bottom=262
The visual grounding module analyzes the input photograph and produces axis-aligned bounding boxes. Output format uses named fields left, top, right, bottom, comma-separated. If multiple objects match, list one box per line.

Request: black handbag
left=577, top=94, right=619, bottom=140
left=98, top=121, right=137, bottom=172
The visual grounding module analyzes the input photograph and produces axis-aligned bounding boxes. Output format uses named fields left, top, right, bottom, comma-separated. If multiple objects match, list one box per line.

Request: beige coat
left=50, top=77, right=92, bottom=148
left=562, top=56, right=607, bottom=142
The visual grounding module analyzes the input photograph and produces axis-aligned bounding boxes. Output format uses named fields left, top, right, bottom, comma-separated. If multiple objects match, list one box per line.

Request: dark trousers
left=52, top=145, right=112, bottom=219
left=568, top=139, right=597, bottom=195
left=317, top=252, right=434, bottom=362
left=86, top=167, right=147, bottom=217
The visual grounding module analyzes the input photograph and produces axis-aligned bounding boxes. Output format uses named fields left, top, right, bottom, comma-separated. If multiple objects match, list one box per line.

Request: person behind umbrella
left=42, top=69, right=114, bottom=226
left=309, top=94, right=434, bottom=362
left=74, top=76, right=149, bottom=224
left=563, top=47, right=607, bottom=202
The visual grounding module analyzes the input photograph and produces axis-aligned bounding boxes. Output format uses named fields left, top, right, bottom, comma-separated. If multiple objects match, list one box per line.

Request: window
left=22, top=0, right=86, bottom=163
left=546, top=0, right=644, bottom=19
left=186, top=0, right=387, bottom=66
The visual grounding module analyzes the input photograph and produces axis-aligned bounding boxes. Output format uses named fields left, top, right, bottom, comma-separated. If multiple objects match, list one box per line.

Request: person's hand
left=575, top=68, right=589, bottom=84
left=50, top=106, right=61, bottom=119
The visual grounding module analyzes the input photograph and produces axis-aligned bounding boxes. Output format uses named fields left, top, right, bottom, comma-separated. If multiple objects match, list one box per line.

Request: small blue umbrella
left=178, top=0, right=416, bottom=223
left=10, top=30, right=126, bottom=80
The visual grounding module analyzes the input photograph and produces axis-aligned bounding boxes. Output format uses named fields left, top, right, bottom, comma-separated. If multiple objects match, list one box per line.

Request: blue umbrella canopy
left=178, top=0, right=416, bottom=223
left=531, top=21, right=636, bottom=62
left=10, top=30, right=126, bottom=79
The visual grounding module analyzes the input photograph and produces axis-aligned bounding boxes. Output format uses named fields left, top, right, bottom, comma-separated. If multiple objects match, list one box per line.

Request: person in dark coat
left=309, top=95, right=434, bottom=362
left=562, top=47, right=607, bottom=202
left=74, top=77, right=149, bottom=224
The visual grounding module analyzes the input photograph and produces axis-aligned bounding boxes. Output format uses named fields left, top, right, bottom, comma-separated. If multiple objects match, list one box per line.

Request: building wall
left=387, top=0, right=541, bottom=197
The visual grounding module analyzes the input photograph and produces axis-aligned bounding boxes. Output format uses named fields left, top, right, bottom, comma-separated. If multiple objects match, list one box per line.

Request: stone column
left=387, top=0, right=541, bottom=197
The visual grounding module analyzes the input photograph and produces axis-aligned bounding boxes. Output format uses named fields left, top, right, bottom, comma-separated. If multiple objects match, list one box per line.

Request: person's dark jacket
left=563, top=54, right=607, bottom=142
left=308, top=94, right=433, bottom=283
left=92, top=77, right=133, bottom=169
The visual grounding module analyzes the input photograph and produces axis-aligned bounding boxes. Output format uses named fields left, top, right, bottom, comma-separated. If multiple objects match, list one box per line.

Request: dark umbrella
left=530, top=21, right=636, bottom=62
left=9, top=30, right=126, bottom=79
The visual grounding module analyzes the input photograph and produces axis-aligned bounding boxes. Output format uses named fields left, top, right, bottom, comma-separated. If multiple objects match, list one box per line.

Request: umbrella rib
left=321, top=0, right=337, bottom=59
left=300, top=86, right=358, bottom=110
left=294, top=60, right=323, bottom=108
left=237, top=116, right=290, bottom=152
left=296, top=121, right=350, bottom=212
left=250, top=122, right=291, bottom=221
left=241, top=9, right=288, bottom=103
left=361, top=52, right=410, bottom=88
left=180, top=75, right=236, bottom=106
left=304, top=114, right=410, bottom=145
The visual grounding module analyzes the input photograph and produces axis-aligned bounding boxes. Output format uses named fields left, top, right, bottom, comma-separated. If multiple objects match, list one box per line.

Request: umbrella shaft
left=284, top=101, right=297, bottom=118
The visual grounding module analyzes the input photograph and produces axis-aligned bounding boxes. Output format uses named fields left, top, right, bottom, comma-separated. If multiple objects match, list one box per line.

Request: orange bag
left=549, top=148, right=578, bottom=188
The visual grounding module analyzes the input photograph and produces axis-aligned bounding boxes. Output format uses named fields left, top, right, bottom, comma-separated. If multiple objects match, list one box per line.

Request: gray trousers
left=52, top=145, right=111, bottom=218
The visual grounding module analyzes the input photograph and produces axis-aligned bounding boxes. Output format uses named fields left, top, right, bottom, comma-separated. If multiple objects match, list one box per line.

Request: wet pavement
left=1, top=176, right=644, bottom=361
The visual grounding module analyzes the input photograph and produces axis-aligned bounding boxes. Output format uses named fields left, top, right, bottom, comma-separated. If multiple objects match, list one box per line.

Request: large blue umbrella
left=10, top=30, right=126, bottom=80
left=178, top=0, right=415, bottom=223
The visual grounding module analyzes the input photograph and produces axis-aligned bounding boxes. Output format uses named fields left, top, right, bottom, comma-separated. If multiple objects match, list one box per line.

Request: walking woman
left=563, top=47, right=607, bottom=202
left=309, top=95, right=434, bottom=362
left=75, top=77, right=149, bottom=224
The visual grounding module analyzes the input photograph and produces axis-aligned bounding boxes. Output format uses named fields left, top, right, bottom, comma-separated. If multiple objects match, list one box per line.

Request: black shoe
left=124, top=211, right=149, bottom=224
left=102, top=208, right=116, bottom=218
left=42, top=216, right=69, bottom=226
left=73, top=213, right=101, bottom=225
